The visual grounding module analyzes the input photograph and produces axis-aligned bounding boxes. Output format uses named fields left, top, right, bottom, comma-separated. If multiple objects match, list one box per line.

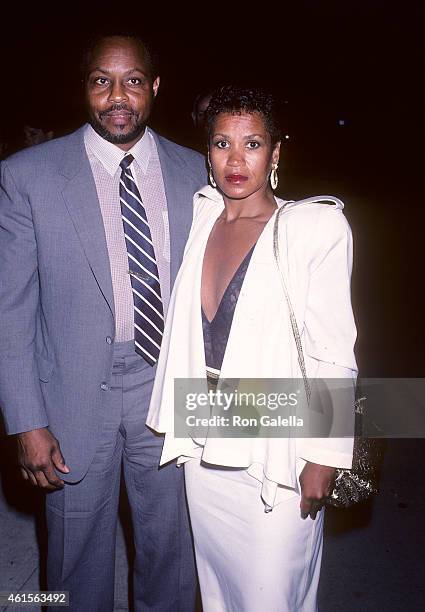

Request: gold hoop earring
left=209, top=166, right=217, bottom=188
left=270, top=164, right=278, bottom=190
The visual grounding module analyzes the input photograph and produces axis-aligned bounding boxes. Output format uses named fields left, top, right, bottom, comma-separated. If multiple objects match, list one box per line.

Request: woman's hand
left=299, top=461, right=336, bottom=519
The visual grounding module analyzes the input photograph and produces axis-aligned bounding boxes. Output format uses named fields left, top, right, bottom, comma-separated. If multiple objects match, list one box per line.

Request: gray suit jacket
left=0, top=126, right=207, bottom=481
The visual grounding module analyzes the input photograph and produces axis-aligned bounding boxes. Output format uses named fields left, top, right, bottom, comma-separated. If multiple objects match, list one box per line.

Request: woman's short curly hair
left=206, top=85, right=282, bottom=145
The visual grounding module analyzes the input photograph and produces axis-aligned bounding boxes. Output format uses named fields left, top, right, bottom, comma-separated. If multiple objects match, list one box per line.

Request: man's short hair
left=81, top=32, right=159, bottom=82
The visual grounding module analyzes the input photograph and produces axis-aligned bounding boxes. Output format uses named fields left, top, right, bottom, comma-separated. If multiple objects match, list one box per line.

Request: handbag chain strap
left=272, top=196, right=343, bottom=405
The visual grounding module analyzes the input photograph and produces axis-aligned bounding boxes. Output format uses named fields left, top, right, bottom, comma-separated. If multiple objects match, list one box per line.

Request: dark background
left=0, top=2, right=424, bottom=609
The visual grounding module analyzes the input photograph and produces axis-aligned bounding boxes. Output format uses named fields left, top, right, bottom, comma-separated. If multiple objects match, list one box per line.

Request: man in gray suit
left=0, top=34, right=206, bottom=611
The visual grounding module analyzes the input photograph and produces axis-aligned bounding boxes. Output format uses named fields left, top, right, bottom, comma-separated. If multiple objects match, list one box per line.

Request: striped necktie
left=119, top=153, right=164, bottom=366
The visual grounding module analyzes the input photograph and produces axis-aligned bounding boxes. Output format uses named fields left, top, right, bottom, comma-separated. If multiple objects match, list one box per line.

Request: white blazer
left=147, top=185, right=358, bottom=507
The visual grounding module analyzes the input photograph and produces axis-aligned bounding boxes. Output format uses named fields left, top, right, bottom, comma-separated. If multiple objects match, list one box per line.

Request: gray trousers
left=45, top=341, right=196, bottom=611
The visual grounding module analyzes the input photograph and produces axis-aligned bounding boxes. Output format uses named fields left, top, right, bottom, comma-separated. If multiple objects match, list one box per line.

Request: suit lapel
left=59, top=128, right=115, bottom=318
left=153, top=132, right=194, bottom=288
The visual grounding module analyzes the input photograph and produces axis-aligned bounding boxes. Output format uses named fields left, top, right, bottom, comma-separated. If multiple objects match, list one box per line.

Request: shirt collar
left=84, top=123, right=153, bottom=176
left=194, top=184, right=286, bottom=209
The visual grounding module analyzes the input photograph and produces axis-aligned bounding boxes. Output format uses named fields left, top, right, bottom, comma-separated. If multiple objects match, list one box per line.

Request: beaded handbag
left=273, top=197, right=383, bottom=507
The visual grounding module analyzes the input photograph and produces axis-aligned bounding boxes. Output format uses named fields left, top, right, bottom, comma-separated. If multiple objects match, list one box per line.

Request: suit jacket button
left=106, top=336, right=113, bottom=345
left=100, top=383, right=110, bottom=391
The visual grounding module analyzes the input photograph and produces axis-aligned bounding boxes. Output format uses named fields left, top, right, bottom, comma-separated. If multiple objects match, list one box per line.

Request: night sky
left=0, top=2, right=422, bottom=150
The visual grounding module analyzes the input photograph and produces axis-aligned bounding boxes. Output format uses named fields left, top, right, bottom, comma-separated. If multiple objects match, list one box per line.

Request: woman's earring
left=270, top=164, right=278, bottom=190
left=209, top=166, right=217, bottom=188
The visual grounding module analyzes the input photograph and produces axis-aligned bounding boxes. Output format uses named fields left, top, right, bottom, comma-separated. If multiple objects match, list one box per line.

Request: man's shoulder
left=151, top=130, right=205, bottom=170
left=2, top=128, right=84, bottom=175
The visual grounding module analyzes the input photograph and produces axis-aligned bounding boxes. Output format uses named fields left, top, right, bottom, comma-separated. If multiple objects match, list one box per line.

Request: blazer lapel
left=59, top=128, right=115, bottom=318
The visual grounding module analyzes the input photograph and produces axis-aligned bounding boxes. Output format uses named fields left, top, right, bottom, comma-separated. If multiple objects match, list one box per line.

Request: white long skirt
left=184, top=458, right=324, bottom=612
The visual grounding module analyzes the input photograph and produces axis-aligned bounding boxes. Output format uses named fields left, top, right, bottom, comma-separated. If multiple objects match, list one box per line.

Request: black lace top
left=202, top=245, right=255, bottom=372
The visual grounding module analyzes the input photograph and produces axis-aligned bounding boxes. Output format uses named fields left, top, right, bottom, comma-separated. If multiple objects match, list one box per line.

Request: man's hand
left=17, top=427, right=70, bottom=491
left=299, top=461, right=336, bottom=520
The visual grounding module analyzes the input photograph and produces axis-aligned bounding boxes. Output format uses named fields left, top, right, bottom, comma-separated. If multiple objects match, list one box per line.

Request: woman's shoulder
left=275, top=195, right=352, bottom=267
left=277, top=195, right=350, bottom=234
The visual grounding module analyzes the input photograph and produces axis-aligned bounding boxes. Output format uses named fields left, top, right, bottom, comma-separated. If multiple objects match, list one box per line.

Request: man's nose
left=108, top=81, right=128, bottom=103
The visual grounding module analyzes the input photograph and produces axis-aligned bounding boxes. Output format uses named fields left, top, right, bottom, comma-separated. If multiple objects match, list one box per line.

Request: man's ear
left=152, top=76, right=160, bottom=98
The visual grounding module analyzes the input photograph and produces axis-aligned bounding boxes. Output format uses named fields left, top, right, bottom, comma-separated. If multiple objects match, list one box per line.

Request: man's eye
left=247, top=141, right=260, bottom=149
left=94, top=77, right=109, bottom=86
left=127, top=78, right=142, bottom=85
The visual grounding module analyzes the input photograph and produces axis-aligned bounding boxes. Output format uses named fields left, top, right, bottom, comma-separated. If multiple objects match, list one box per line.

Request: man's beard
left=89, top=105, right=146, bottom=145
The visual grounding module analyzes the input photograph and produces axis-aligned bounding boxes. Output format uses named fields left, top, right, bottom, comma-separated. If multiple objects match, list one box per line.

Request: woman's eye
left=215, top=140, right=229, bottom=149
left=128, top=78, right=142, bottom=85
left=94, top=77, right=109, bottom=85
left=247, top=141, right=260, bottom=149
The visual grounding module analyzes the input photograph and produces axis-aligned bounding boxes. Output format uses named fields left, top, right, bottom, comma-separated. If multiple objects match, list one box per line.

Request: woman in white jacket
left=147, top=86, right=357, bottom=612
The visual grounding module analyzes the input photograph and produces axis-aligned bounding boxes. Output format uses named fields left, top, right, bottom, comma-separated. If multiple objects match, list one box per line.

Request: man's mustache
left=99, top=104, right=135, bottom=118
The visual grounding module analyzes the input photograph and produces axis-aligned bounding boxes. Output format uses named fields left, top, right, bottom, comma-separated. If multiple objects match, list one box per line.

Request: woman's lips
left=225, top=174, right=248, bottom=184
